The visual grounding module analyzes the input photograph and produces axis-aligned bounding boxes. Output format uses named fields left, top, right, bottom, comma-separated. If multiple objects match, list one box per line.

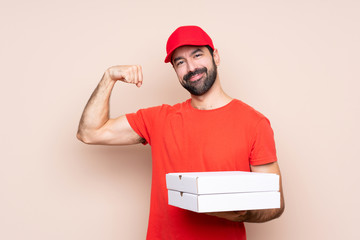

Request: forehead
left=172, top=45, right=208, bottom=59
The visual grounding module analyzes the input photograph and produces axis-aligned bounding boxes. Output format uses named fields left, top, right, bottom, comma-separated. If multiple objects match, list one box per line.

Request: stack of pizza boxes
left=166, top=171, right=280, bottom=213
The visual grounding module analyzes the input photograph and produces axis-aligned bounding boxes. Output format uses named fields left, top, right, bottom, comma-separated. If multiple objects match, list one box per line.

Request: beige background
left=1, top=0, right=359, bottom=239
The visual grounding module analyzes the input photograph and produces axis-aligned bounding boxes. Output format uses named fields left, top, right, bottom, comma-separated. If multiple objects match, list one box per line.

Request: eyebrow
left=173, top=56, right=184, bottom=64
left=173, top=48, right=204, bottom=64
left=190, top=48, right=203, bottom=56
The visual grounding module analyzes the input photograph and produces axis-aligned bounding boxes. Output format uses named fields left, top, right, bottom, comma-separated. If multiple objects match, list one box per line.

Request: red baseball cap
left=164, top=26, right=215, bottom=63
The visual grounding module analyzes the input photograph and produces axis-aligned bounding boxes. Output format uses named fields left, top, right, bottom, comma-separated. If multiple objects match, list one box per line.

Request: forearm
left=206, top=162, right=285, bottom=223
left=77, top=71, right=115, bottom=139
left=243, top=186, right=285, bottom=223
left=206, top=199, right=284, bottom=223
left=242, top=205, right=284, bottom=223
left=244, top=162, right=285, bottom=222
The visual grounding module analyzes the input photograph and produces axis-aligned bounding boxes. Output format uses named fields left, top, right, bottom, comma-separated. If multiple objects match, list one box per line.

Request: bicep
left=250, top=161, right=281, bottom=175
left=91, top=115, right=144, bottom=145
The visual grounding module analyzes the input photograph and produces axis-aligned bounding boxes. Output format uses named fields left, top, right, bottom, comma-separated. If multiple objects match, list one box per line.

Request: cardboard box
left=166, top=171, right=279, bottom=194
left=168, top=190, right=280, bottom=213
left=166, top=171, right=280, bottom=212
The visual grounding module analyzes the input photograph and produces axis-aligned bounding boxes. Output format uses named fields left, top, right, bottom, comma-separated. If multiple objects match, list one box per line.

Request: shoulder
left=230, top=99, right=267, bottom=120
left=131, top=99, right=188, bottom=117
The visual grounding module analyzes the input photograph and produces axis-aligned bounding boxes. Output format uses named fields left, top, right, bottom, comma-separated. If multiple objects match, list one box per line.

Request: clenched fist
left=106, top=65, right=143, bottom=87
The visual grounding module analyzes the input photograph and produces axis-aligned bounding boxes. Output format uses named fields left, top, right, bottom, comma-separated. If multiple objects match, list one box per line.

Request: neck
left=190, top=77, right=233, bottom=110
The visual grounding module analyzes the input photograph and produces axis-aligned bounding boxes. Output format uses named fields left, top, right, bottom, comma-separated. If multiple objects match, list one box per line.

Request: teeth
left=190, top=73, right=202, bottom=81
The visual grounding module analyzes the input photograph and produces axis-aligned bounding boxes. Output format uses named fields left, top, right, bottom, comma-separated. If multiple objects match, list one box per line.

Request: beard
left=181, top=59, right=217, bottom=96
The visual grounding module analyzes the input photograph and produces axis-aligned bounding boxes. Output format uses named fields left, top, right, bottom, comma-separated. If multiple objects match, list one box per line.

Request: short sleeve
left=249, top=118, right=278, bottom=165
left=126, top=106, right=162, bottom=146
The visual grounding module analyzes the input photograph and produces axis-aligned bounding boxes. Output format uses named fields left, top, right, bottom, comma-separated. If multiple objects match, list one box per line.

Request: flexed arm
left=77, top=65, right=144, bottom=145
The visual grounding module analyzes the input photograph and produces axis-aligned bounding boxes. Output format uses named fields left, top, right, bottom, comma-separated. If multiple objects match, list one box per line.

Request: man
left=77, top=26, right=284, bottom=239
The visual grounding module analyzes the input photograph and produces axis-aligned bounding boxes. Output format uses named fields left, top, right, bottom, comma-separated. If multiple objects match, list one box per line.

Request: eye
left=176, top=60, right=184, bottom=66
left=194, top=53, right=203, bottom=58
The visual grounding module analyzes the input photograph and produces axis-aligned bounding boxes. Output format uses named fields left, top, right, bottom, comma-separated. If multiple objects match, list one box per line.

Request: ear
left=213, top=48, right=220, bottom=66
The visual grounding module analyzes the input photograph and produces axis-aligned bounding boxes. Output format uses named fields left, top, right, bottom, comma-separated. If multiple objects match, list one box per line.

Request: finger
left=234, top=211, right=247, bottom=216
left=205, top=212, right=216, bottom=216
left=136, top=65, right=143, bottom=87
left=205, top=211, right=245, bottom=218
left=126, top=66, right=134, bottom=84
left=132, top=65, right=139, bottom=86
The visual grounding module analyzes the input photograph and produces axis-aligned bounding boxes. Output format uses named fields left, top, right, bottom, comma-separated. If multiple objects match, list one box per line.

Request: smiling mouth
left=188, top=72, right=205, bottom=82
left=183, top=67, right=207, bottom=82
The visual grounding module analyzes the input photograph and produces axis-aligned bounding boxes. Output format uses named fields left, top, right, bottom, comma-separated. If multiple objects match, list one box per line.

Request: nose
left=186, top=59, right=197, bottom=72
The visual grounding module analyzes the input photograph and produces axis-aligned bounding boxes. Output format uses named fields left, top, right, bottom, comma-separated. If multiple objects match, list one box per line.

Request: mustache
left=183, top=67, right=207, bottom=81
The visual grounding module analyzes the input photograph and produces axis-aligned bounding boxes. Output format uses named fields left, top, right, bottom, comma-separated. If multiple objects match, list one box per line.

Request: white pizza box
left=166, top=171, right=279, bottom=194
left=168, top=190, right=280, bottom=213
